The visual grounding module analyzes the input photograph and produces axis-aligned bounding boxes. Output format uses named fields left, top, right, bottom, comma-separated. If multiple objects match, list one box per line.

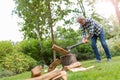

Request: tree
left=77, top=0, right=86, bottom=17
left=13, top=0, right=76, bottom=62
left=47, top=0, right=56, bottom=60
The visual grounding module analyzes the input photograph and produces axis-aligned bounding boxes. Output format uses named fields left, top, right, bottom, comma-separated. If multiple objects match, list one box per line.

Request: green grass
left=1, top=56, right=120, bottom=80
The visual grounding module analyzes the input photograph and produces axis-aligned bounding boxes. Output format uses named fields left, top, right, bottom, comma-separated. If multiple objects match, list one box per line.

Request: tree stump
left=60, top=53, right=77, bottom=67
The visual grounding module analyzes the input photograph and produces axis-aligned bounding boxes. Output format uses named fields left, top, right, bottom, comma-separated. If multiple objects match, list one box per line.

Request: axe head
left=66, top=41, right=83, bottom=52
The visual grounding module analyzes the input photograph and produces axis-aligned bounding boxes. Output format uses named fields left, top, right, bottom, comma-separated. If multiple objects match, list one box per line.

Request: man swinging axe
left=76, top=15, right=111, bottom=62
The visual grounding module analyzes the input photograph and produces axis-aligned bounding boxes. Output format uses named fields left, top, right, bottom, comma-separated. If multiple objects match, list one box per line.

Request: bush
left=97, top=37, right=120, bottom=58
left=0, top=41, right=13, bottom=58
left=2, top=52, right=37, bottom=74
left=108, top=37, right=120, bottom=56
left=14, top=39, right=41, bottom=61
left=0, top=70, right=15, bottom=78
left=75, top=42, right=94, bottom=60
left=42, top=39, right=53, bottom=65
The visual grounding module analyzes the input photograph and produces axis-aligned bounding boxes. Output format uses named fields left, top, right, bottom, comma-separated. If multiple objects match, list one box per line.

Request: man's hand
left=82, top=38, right=88, bottom=43
left=86, top=34, right=91, bottom=40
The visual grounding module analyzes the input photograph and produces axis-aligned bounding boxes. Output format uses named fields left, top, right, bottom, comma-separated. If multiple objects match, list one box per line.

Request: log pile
left=62, top=61, right=94, bottom=72
left=26, top=69, right=67, bottom=80
left=26, top=44, right=94, bottom=80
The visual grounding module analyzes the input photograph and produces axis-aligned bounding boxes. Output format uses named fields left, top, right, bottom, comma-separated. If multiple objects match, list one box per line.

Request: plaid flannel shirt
left=80, top=18, right=102, bottom=38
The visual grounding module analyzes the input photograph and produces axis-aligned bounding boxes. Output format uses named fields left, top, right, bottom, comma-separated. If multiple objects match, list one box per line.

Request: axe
left=66, top=41, right=83, bottom=52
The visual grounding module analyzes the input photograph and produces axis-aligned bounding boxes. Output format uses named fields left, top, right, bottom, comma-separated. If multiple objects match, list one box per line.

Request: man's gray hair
left=77, top=15, right=85, bottom=19
left=77, top=15, right=85, bottom=22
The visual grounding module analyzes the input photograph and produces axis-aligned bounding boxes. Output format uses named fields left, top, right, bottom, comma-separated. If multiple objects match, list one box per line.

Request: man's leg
left=91, top=35, right=101, bottom=61
left=99, top=30, right=111, bottom=60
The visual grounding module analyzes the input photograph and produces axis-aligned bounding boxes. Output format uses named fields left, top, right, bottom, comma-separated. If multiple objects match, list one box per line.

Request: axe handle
left=67, top=41, right=83, bottom=50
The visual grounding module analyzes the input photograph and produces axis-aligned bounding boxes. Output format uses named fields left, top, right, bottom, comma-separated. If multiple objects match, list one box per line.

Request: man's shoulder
left=86, top=17, right=93, bottom=22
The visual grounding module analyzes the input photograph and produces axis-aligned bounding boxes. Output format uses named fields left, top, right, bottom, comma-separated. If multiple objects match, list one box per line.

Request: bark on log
left=60, top=54, right=77, bottom=67
left=48, top=59, right=61, bottom=72
left=52, top=44, right=69, bottom=55
left=31, top=66, right=42, bottom=78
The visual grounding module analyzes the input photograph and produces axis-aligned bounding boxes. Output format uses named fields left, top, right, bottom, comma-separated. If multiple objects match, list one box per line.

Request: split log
left=60, top=54, right=77, bottom=67
left=48, top=59, right=61, bottom=72
left=62, top=61, right=81, bottom=71
left=69, top=66, right=95, bottom=72
left=52, top=44, right=69, bottom=55
left=26, top=69, right=61, bottom=80
left=31, top=66, right=42, bottom=78
left=51, top=71, right=67, bottom=80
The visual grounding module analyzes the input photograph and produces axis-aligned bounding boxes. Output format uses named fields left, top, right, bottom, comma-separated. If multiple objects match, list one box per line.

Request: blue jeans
left=91, top=30, right=111, bottom=60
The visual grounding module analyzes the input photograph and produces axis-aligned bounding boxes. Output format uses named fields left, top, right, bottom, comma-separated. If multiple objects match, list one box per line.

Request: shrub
left=108, top=38, right=120, bottom=56
left=0, top=41, right=13, bottom=58
left=14, top=39, right=41, bottom=61
left=2, top=52, right=37, bottom=74
left=75, top=42, right=94, bottom=60
left=0, top=70, right=15, bottom=78
left=97, top=37, right=120, bottom=57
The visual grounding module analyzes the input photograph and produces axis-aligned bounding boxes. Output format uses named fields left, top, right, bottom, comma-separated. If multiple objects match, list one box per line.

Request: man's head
left=77, top=16, right=86, bottom=25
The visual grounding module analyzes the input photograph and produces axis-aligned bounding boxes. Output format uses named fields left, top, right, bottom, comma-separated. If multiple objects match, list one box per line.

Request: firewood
left=31, top=66, right=42, bottom=78
left=52, top=44, right=69, bottom=55
left=48, top=59, right=61, bottom=72
left=51, top=71, right=67, bottom=80
left=62, top=61, right=81, bottom=71
left=26, top=68, right=61, bottom=80
left=69, top=66, right=95, bottom=72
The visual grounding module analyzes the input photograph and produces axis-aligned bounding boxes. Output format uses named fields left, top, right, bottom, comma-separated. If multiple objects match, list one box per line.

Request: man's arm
left=80, top=25, right=88, bottom=43
left=87, top=18, right=95, bottom=39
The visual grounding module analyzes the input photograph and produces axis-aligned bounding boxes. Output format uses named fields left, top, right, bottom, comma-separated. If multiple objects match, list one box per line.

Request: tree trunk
left=47, top=0, right=56, bottom=61
left=77, top=0, right=86, bottom=17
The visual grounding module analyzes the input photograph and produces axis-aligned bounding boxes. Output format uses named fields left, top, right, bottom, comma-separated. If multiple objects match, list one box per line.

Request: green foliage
left=108, top=37, right=120, bottom=57
left=42, top=39, right=53, bottom=65
left=0, top=41, right=13, bottom=58
left=15, top=39, right=41, bottom=61
left=0, top=70, right=15, bottom=78
left=2, top=52, right=37, bottom=74
left=55, top=27, right=81, bottom=46
left=75, top=42, right=94, bottom=60
left=96, top=36, right=120, bottom=58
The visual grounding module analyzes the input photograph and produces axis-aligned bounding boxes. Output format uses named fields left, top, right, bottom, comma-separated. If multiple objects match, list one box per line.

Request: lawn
left=0, top=56, right=120, bottom=80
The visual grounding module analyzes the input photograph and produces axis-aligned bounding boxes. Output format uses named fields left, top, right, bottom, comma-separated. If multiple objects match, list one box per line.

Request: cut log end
left=60, top=53, right=77, bottom=67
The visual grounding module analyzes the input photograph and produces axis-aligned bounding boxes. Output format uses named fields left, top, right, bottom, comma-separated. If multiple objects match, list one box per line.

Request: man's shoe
left=107, top=59, right=111, bottom=62
left=96, top=60, right=101, bottom=62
